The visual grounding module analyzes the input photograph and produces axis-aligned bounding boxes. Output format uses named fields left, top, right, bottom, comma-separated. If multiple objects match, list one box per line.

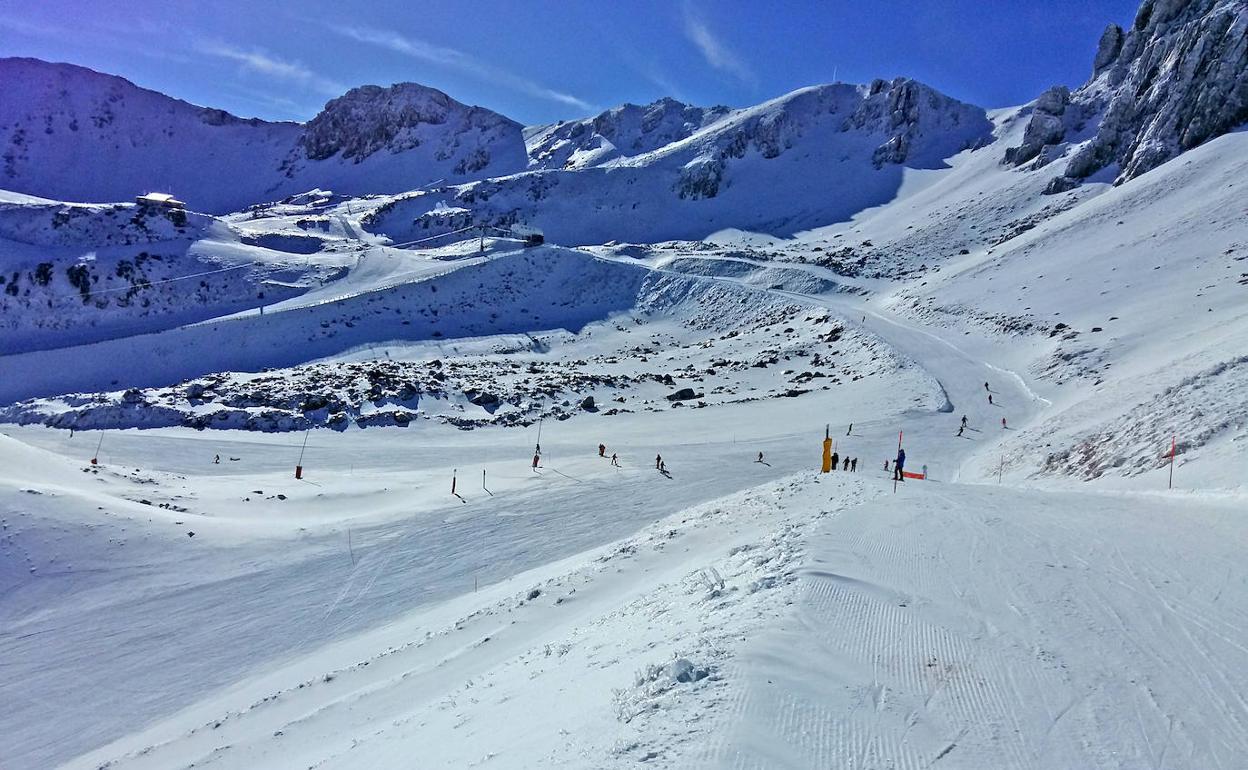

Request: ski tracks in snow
left=708, top=484, right=1248, bottom=769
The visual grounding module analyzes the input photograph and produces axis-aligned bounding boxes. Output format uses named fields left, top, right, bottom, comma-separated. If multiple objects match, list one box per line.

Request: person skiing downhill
left=894, top=448, right=906, bottom=481
left=756, top=452, right=764, bottom=463
left=1002, top=417, right=1007, bottom=429
left=655, top=454, right=663, bottom=469
left=957, top=424, right=965, bottom=437
left=988, top=394, right=993, bottom=405
left=961, top=415, right=968, bottom=427
left=984, top=382, right=989, bottom=392
left=611, top=452, right=620, bottom=467
left=598, top=443, right=606, bottom=457
left=846, top=423, right=853, bottom=436
left=884, top=459, right=890, bottom=472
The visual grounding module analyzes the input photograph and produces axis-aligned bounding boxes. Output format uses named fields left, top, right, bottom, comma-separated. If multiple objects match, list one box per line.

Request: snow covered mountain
left=1006, top=0, right=1248, bottom=192
left=0, top=58, right=527, bottom=213
left=368, top=79, right=993, bottom=245
left=525, top=97, right=732, bottom=170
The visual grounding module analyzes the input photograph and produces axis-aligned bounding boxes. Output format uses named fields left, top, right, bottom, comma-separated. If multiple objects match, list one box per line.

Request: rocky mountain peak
left=1008, top=0, right=1247, bottom=192
left=848, top=78, right=993, bottom=167
left=299, top=82, right=522, bottom=164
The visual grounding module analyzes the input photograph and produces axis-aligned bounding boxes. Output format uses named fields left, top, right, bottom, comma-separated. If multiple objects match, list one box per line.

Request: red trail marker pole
left=1168, top=435, right=1176, bottom=490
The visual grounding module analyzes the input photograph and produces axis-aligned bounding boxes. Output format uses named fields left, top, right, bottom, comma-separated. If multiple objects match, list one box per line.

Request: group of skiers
left=567, top=380, right=1016, bottom=482
left=827, top=450, right=859, bottom=472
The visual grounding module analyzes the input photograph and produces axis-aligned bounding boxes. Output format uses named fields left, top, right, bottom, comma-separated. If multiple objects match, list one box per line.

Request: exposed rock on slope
left=291, top=83, right=523, bottom=174
left=1008, top=0, right=1248, bottom=191
left=526, top=97, right=731, bottom=169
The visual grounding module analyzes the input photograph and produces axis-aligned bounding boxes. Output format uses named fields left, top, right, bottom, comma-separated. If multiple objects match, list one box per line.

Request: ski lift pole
left=295, top=428, right=310, bottom=479
left=91, top=431, right=105, bottom=465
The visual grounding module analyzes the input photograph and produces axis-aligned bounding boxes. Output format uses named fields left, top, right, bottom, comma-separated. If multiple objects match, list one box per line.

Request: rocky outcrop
left=1009, top=0, right=1248, bottom=191
left=847, top=78, right=994, bottom=168
left=298, top=83, right=522, bottom=167
left=1004, top=86, right=1076, bottom=167
left=527, top=98, right=730, bottom=169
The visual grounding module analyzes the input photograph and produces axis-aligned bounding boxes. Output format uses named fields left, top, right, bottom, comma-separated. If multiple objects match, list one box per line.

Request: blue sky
left=1, top=0, right=1142, bottom=124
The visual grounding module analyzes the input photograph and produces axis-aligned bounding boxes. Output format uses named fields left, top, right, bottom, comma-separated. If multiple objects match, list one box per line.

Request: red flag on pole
left=1168, top=435, right=1176, bottom=489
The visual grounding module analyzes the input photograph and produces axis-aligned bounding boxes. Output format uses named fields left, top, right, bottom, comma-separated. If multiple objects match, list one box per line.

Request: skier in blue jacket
left=893, top=448, right=906, bottom=481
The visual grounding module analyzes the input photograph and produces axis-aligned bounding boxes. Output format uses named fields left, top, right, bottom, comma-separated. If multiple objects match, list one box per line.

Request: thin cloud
left=334, top=25, right=594, bottom=113
left=195, top=40, right=344, bottom=97
left=682, top=6, right=756, bottom=86
left=0, top=16, right=64, bottom=39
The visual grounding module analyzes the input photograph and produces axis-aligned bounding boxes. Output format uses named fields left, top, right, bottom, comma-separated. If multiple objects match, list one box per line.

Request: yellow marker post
left=821, top=425, right=833, bottom=473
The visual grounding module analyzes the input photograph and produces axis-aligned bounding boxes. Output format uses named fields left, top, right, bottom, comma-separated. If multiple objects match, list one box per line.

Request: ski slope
left=3, top=240, right=1245, bottom=768
left=3, top=10, right=1247, bottom=763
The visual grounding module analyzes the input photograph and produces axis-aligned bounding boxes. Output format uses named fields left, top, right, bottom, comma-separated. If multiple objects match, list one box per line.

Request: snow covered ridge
left=0, top=262, right=922, bottom=432
left=1005, top=0, right=1248, bottom=192
left=0, top=197, right=348, bottom=353
left=0, top=58, right=525, bottom=213
left=526, top=97, right=733, bottom=170
left=363, top=80, right=993, bottom=245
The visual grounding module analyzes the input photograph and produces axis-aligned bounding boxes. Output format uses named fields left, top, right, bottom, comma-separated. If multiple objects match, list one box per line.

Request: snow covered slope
left=0, top=193, right=351, bottom=353
left=0, top=59, right=526, bottom=213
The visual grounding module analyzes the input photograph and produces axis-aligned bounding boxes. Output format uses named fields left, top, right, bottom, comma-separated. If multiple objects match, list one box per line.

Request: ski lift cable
left=387, top=225, right=479, bottom=249
left=45, top=263, right=253, bottom=300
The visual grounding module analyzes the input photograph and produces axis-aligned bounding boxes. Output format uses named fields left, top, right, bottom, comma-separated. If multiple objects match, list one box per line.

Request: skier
left=851, top=457, right=858, bottom=472
left=843, top=456, right=850, bottom=471
left=988, top=394, right=993, bottom=405
left=884, top=459, right=890, bottom=472
left=984, top=381, right=989, bottom=392
left=655, top=453, right=663, bottom=469
left=830, top=451, right=840, bottom=471
left=214, top=454, right=220, bottom=464
left=961, top=415, right=968, bottom=428
left=660, top=459, right=667, bottom=473
left=1002, top=417, right=1007, bottom=429
left=756, top=452, right=764, bottom=463
left=957, top=424, right=965, bottom=437
left=846, top=423, right=853, bottom=436
left=611, top=452, right=620, bottom=467
left=894, top=448, right=906, bottom=481
left=532, top=453, right=540, bottom=471
left=598, top=443, right=606, bottom=457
